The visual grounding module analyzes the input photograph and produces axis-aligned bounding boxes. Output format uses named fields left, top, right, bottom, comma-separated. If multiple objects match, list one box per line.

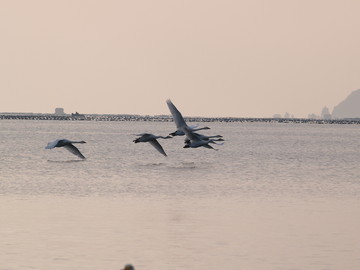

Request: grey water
left=0, top=120, right=359, bottom=270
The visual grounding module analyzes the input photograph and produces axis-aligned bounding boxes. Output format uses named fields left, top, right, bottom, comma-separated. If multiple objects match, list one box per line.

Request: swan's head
left=122, top=264, right=135, bottom=270
left=80, top=141, right=86, bottom=144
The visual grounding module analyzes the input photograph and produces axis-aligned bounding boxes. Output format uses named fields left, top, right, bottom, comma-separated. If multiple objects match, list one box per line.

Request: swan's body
left=45, top=139, right=86, bottom=159
left=169, top=125, right=210, bottom=136
left=190, top=132, right=224, bottom=141
left=166, top=99, right=210, bottom=136
left=182, top=127, right=219, bottom=150
left=133, top=133, right=171, bottom=156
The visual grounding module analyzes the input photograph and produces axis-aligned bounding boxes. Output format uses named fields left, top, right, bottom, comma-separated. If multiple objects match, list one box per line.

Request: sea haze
left=0, top=120, right=359, bottom=269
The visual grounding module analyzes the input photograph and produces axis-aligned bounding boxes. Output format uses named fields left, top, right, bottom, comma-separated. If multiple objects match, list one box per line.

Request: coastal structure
left=54, top=108, right=65, bottom=115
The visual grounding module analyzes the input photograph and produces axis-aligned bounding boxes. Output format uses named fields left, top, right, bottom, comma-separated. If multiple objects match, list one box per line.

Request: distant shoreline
left=0, top=113, right=359, bottom=124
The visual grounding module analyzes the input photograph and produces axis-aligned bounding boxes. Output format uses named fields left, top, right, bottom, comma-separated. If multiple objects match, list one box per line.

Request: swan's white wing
left=166, top=99, right=187, bottom=129
left=45, top=139, right=60, bottom=149
left=149, top=140, right=167, bottom=157
left=64, top=144, right=86, bottom=159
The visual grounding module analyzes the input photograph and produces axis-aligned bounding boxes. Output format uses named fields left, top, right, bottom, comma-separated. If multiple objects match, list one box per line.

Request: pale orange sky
left=1, top=0, right=360, bottom=117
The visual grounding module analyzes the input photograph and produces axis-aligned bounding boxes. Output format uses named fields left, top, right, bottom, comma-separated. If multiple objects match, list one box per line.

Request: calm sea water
left=0, top=120, right=359, bottom=270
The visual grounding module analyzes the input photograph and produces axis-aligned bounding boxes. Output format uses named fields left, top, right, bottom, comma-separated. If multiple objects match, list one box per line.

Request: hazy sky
left=1, top=0, right=360, bottom=117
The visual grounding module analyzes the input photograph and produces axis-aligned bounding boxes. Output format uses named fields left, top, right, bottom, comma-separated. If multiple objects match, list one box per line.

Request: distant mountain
left=332, top=89, right=360, bottom=119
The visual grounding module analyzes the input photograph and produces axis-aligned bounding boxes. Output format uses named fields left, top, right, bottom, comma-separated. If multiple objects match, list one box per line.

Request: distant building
left=308, top=113, right=318, bottom=119
left=321, top=106, right=331, bottom=120
left=273, top=114, right=282, bottom=119
left=54, top=108, right=65, bottom=115
left=284, top=112, right=290, bottom=118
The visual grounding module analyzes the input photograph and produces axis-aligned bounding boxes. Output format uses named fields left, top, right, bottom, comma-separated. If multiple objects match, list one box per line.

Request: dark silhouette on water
left=121, top=264, right=135, bottom=270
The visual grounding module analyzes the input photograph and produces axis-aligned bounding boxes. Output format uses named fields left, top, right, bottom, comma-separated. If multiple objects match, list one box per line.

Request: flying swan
left=45, top=139, right=86, bottom=159
left=133, top=133, right=172, bottom=156
left=166, top=99, right=210, bottom=136
left=166, top=99, right=224, bottom=150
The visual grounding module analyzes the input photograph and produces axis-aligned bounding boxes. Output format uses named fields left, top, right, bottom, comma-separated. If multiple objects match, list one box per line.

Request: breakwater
left=0, top=113, right=359, bottom=124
